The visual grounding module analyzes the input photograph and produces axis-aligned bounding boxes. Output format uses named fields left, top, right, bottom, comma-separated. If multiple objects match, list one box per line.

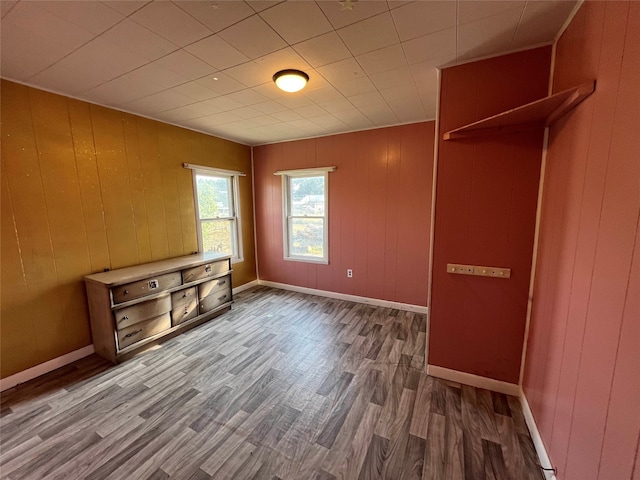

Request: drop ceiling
left=0, top=0, right=577, bottom=146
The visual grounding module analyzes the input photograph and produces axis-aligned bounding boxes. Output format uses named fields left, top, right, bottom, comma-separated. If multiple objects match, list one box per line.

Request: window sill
left=283, top=256, right=328, bottom=265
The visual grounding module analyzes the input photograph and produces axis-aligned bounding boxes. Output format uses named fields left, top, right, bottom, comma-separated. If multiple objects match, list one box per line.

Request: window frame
left=191, top=168, right=243, bottom=264
left=280, top=169, right=332, bottom=265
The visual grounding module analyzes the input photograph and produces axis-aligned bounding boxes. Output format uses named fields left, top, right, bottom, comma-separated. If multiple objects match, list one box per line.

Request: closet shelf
left=443, top=81, right=596, bottom=140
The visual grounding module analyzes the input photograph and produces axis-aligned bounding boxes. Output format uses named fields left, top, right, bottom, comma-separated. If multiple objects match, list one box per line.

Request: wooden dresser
left=84, top=253, right=232, bottom=363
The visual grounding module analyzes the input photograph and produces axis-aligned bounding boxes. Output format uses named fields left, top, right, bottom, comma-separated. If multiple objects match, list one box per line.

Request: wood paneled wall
left=0, top=80, right=256, bottom=378
left=429, top=47, right=552, bottom=384
left=522, top=3, right=640, bottom=479
left=253, top=123, right=434, bottom=307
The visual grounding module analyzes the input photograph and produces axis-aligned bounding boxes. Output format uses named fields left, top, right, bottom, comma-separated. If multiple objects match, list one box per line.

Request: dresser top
left=84, top=253, right=231, bottom=287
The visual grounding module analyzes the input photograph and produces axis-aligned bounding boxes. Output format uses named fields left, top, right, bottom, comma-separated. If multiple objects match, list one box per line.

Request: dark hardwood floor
left=0, top=286, right=543, bottom=480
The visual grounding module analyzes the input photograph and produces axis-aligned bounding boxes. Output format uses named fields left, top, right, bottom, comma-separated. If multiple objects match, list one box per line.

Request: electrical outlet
left=347, top=269, right=353, bottom=278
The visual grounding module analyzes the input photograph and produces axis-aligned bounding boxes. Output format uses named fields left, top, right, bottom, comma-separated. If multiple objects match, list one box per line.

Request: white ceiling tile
left=379, top=83, right=420, bottom=104
left=130, top=1, right=212, bottom=46
left=252, top=83, right=288, bottom=100
left=232, top=106, right=263, bottom=119
left=171, top=80, right=220, bottom=101
left=227, top=89, right=270, bottom=106
left=359, top=104, right=399, bottom=126
left=335, top=109, right=374, bottom=129
left=196, top=73, right=247, bottom=95
left=317, top=0, right=389, bottom=29
left=251, top=115, right=281, bottom=126
left=335, top=76, right=377, bottom=97
left=316, top=58, right=364, bottom=84
left=402, top=27, right=456, bottom=66
left=293, top=31, right=351, bottom=68
left=276, top=95, right=314, bottom=109
left=356, top=44, right=407, bottom=76
left=175, top=1, right=254, bottom=33
left=202, top=96, right=246, bottom=112
left=98, top=19, right=177, bottom=62
left=347, top=91, right=386, bottom=109
left=223, top=61, right=269, bottom=87
left=246, top=1, right=284, bottom=13
left=319, top=97, right=357, bottom=114
left=457, top=8, right=522, bottom=60
left=122, top=89, right=195, bottom=114
left=29, top=62, right=103, bottom=95
left=36, top=1, right=124, bottom=35
left=255, top=47, right=312, bottom=77
left=369, top=66, right=414, bottom=90
left=387, top=1, right=412, bottom=10
left=1, top=22, right=76, bottom=79
left=189, top=111, right=241, bottom=127
left=304, top=85, right=344, bottom=103
left=272, top=110, right=303, bottom=122
left=252, top=100, right=289, bottom=114
left=260, top=1, right=332, bottom=44
left=103, top=1, right=150, bottom=17
left=512, top=1, right=577, bottom=49
left=410, top=62, right=439, bottom=94
left=311, top=114, right=346, bottom=128
left=154, top=50, right=216, bottom=80
left=458, top=1, right=526, bottom=25
left=158, top=103, right=215, bottom=122
left=337, top=12, right=399, bottom=56
left=185, top=35, right=250, bottom=70
left=391, top=1, right=456, bottom=41
left=218, top=15, right=287, bottom=59
left=293, top=104, right=327, bottom=118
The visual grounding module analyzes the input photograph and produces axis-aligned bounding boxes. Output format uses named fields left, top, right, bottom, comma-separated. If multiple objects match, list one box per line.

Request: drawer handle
left=122, top=315, right=129, bottom=320
left=124, top=329, right=142, bottom=339
left=218, top=279, right=226, bottom=285
left=218, top=294, right=227, bottom=301
left=182, top=293, right=187, bottom=298
left=184, top=307, right=189, bottom=314
left=205, top=265, right=212, bottom=273
left=123, top=290, right=129, bottom=295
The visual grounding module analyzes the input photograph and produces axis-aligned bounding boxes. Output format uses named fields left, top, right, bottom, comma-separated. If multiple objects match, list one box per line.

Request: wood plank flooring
left=0, top=287, right=543, bottom=480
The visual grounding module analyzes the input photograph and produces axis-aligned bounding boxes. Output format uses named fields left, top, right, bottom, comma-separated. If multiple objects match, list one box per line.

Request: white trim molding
left=258, top=280, right=429, bottom=314
left=232, top=279, right=259, bottom=295
left=520, top=390, right=558, bottom=480
left=426, top=365, right=520, bottom=396
left=274, top=166, right=336, bottom=176
left=183, top=163, right=246, bottom=176
left=0, top=345, right=95, bottom=392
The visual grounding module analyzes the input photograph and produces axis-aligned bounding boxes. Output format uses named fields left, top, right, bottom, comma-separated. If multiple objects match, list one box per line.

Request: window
left=190, top=167, right=243, bottom=262
left=279, top=167, right=334, bottom=264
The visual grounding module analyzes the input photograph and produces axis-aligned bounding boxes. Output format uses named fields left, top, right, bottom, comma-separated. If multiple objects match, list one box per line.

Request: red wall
left=253, top=122, right=434, bottom=306
left=523, top=3, right=640, bottom=479
left=429, top=47, right=552, bottom=383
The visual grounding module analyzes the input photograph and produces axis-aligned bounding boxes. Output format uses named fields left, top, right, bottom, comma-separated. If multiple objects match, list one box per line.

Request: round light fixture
left=273, top=69, right=309, bottom=93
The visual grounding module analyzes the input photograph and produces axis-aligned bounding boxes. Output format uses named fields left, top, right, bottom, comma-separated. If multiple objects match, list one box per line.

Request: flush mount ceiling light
left=273, top=69, right=309, bottom=93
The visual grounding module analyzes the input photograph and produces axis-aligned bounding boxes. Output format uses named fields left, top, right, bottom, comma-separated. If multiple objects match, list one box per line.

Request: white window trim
left=190, top=166, right=244, bottom=264
left=279, top=167, right=335, bottom=265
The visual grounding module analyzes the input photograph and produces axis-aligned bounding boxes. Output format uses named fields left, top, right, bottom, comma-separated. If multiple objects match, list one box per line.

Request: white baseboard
left=520, top=390, right=557, bottom=480
left=0, top=345, right=95, bottom=392
left=257, top=280, right=429, bottom=315
left=232, top=279, right=259, bottom=295
left=426, top=364, right=521, bottom=396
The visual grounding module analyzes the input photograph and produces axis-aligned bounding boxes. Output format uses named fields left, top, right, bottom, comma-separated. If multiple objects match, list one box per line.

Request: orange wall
left=523, top=3, right=640, bottom=479
left=429, top=47, right=552, bottom=383
left=1, top=80, right=256, bottom=378
left=253, top=122, right=434, bottom=306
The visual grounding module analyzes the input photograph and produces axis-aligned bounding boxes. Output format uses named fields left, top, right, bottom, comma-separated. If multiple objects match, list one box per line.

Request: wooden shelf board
left=443, top=81, right=595, bottom=140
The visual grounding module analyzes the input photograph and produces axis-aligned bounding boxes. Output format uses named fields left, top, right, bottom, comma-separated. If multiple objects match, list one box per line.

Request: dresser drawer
left=199, top=286, right=232, bottom=313
left=171, top=300, right=198, bottom=326
left=117, top=313, right=171, bottom=350
left=182, top=260, right=228, bottom=284
left=171, top=286, right=197, bottom=308
left=112, top=272, right=182, bottom=304
left=198, top=275, right=231, bottom=300
left=114, top=294, right=171, bottom=330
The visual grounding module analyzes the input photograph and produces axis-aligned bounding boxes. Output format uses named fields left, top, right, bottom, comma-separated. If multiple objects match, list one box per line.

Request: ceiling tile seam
left=385, top=3, right=429, bottom=118
left=0, top=0, right=18, bottom=19
left=102, top=0, right=151, bottom=18
left=21, top=9, right=148, bottom=82
left=335, top=10, right=399, bottom=58
left=170, top=0, right=230, bottom=34
left=510, top=0, right=529, bottom=47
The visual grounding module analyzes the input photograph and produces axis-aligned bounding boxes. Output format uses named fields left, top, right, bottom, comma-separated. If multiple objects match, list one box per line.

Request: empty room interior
left=0, top=1, right=638, bottom=479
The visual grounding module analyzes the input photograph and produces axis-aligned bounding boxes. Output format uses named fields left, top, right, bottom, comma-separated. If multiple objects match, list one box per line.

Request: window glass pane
left=201, top=219, right=233, bottom=255
left=290, top=176, right=325, bottom=216
left=289, top=218, right=324, bottom=258
left=196, top=175, right=232, bottom=219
